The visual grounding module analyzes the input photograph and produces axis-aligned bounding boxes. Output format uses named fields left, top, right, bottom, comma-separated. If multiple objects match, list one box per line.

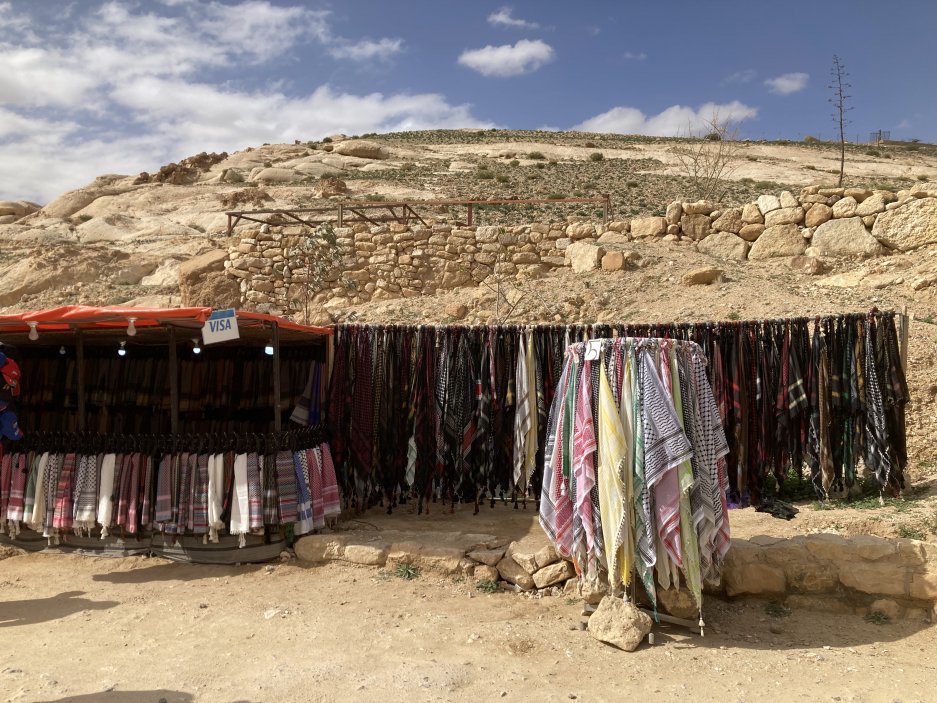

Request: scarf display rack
left=0, top=427, right=339, bottom=549
left=540, top=337, right=730, bottom=622
left=327, top=310, right=908, bottom=517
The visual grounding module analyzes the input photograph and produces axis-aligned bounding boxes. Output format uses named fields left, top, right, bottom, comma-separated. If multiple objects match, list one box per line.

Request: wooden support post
left=272, top=322, right=282, bottom=432
left=75, top=328, right=86, bottom=432
left=168, top=326, right=180, bottom=435
left=467, top=203, right=473, bottom=226
left=337, top=203, right=344, bottom=228
left=603, top=194, right=610, bottom=224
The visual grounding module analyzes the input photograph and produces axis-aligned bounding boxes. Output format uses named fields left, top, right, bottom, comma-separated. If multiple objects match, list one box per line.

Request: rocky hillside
left=2, top=132, right=937, bottom=473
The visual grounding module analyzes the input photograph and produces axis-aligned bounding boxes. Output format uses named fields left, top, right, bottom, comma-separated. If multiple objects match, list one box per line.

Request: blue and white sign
left=202, top=308, right=240, bottom=344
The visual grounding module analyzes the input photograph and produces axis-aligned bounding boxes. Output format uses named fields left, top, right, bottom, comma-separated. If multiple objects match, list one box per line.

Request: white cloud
left=0, top=2, right=489, bottom=203
left=329, top=37, right=403, bottom=61
left=487, top=7, right=539, bottom=29
left=896, top=119, right=911, bottom=130
left=458, top=39, right=554, bottom=77
left=765, top=72, right=809, bottom=95
left=573, top=101, right=758, bottom=136
left=623, top=51, right=646, bottom=61
left=723, top=69, right=756, bottom=84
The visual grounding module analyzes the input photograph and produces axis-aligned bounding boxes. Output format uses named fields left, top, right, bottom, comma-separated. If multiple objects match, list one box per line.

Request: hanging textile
left=540, top=337, right=730, bottom=612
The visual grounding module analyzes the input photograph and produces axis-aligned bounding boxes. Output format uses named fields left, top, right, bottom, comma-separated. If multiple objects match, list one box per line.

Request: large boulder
left=665, top=201, right=683, bottom=225
left=711, top=207, right=742, bottom=234
left=180, top=250, right=240, bottom=307
left=779, top=190, right=800, bottom=208
left=587, top=597, right=652, bottom=652
left=496, top=556, right=535, bottom=590
left=748, top=224, right=807, bottom=260
left=738, top=223, right=765, bottom=242
left=630, top=216, right=667, bottom=238
left=41, top=188, right=103, bottom=219
left=251, top=167, right=299, bottom=183
left=697, top=231, right=749, bottom=261
left=756, top=194, right=781, bottom=215
left=805, top=203, right=833, bottom=228
left=680, top=213, right=711, bottom=240
left=681, top=267, right=723, bottom=285
left=811, top=217, right=884, bottom=258
left=682, top=200, right=714, bottom=215
left=332, top=139, right=389, bottom=160
left=855, top=192, right=887, bottom=216
left=565, top=242, right=605, bottom=273
left=872, top=198, right=937, bottom=251
left=764, top=206, right=805, bottom=228
left=741, top=202, right=764, bottom=224
left=832, top=196, right=858, bottom=218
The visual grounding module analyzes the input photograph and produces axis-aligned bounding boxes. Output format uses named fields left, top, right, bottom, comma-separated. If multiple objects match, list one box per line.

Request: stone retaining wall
left=295, top=530, right=937, bottom=621
left=227, top=182, right=937, bottom=317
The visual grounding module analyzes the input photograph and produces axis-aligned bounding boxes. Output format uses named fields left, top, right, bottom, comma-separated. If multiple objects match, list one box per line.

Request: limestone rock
left=681, top=267, right=723, bottom=285
left=180, top=250, right=240, bottom=307
left=507, top=542, right=539, bottom=575
left=475, top=225, right=500, bottom=243
left=764, top=206, right=805, bottom=228
left=467, top=548, right=505, bottom=567
left=332, top=139, right=389, bottom=159
left=748, top=224, right=807, bottom=260
left=665, top=201, right=683, bottom=225
left=440, top=270, right=472, bottom=289
left=496, top=556, right=535, bottom=590
left=657, top=587, right=699, bottom=619
left=855, top=192, right=887, bottom=216
left=587, top=597, right=652, bottom=652
left=680, top=213, right=711, bottom=240
left=868, top=599, right=901, bottom=620
left=682, top=200, right=715, bottom=215
left=757, top=194, right=781, bottom=215
left=534, top=545, right=559, bottom=570
left=566, top=222, right=596, bottom=239
left=342, top=544, right=388, bottom=566
left=805, top=203, right=833, bottom=228
left=697, top=232, right=749, bottom=261
left=861, top=215, right=877, bottom=228
left=294, top=534, right=347, bottom=562
left=724, top=562, right=786, bottom=596
left=445, top=303, right=468, bottom=320
left=738, top=223, right=765, bottom=242
left=712, top=207, right=742, bottom=234
left=533, top=560, right=575, bottom=589
left=910, top=181, right=937, bottom=198
left=872, top=197, right=937, bottom=251
left=596, top=231, right=631, bottom=245
left=252, top=167, right=298, bottom=183
left=832, top=196, right=858, bottom=218
left=789, top=255, right=824, bottom=275
left=666, top=224, right=680, bottom=236
left=601, top=251, right=626, bottom=271
left=565, top=242, right=605, bottom=273
left=779, top=190, right=800, bottom=209
left=474, top=565, right=500, bottom=583
left=844, top=187, right=872, bottom=202
left=41, top=188, right=105, bottom=219
left=630, top=216, right=667, bottom=238
left=812, top=217, right=884, bottom=258
left=742, top=202, right=764, bottom=224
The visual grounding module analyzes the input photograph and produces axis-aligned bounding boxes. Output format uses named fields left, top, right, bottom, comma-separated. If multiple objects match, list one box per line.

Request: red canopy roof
left=0, top=305, right=331, bottom=336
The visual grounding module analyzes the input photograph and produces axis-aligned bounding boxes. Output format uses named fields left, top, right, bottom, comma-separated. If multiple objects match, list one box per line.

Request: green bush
left=477, top=170, right=494, bottom=179
left=527, top=151, right=545, bottom=160
left=509, top=159, right=519, bottom=166
left=626, top=180, right=639, bottom=188
left=322, top=136, right=332, bottom=143
left=547, top=193, right=565, bottom=199
left=589, top=152, right=604, bottom=162
left=865, top=148, right=880, bottom=156
left=918, top=174, right=930, bottom=181
left=495, top=174, right=509, bottom=183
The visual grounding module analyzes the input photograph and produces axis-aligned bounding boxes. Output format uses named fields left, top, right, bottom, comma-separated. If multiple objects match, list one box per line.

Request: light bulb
left=126, top=317, right=137, bottom=336
left=59, top=346, right=66, bottom=355
left=192, top=338, right=201, bottom=355
left=264, top=345, right=274, bottom=356
left=117, top=341, right=127, bottom=357
left=27, top=322, right=38, bottom=341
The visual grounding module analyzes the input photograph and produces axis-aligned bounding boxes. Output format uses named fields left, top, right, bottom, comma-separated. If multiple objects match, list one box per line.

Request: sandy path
left=1, top=552, right=934, bottom=703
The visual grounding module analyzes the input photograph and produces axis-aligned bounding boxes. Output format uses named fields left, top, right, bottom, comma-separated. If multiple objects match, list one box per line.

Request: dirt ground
left=2, top=492, right=937, bottom=703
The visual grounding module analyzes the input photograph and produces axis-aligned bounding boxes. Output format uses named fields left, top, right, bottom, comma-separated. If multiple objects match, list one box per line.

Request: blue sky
left=1, top=0, right=935, bottom=203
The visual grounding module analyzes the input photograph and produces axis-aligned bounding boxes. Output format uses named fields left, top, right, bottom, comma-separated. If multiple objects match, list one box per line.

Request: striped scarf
left=154, top=454, right=173, bottom=527
left=246, top=452, right=264, bottom=531
left=293, top=450, right=314, bottom=535
left=191, top=454, right=210, bottom=535
left=275, top=450, right=298, bottom=524
left=73, top=454, right=98, bottom=529
left=97, top=453, right=116, bottom=537
left=43, top=453, right=62, bottom=535
left=319, top=443, right=341, bottom=519
left=262, top=453, right=279, bottom=525
left=52, top=453, right=77, bottom=532
left=308, top=447, right=324, bottom=530
left=6, top=452, right=28, bottom=525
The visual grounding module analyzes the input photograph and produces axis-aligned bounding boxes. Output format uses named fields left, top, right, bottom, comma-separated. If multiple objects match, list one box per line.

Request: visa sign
left=202, top=308, right=240, bottom=344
